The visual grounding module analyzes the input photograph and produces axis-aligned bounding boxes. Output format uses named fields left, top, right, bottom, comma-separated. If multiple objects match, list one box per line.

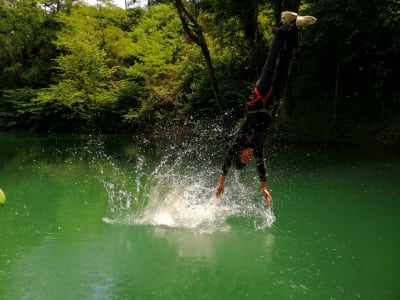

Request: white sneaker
left=281, top=11, right=297, bottom=25
left=296, top=15, right=317, bottom=27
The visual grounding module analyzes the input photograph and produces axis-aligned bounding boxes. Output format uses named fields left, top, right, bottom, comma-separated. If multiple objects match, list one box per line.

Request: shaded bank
left=142, top=117, right=400, bottom=149
left=266, top=119, right=400, bottom=147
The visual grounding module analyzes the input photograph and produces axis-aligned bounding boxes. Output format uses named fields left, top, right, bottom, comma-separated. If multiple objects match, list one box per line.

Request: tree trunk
left=173, top=0, right=225, bottom=114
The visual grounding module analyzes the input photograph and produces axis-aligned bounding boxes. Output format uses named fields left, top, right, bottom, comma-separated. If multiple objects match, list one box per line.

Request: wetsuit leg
left=272, top=26, right=298, bottom=102
left=255, top=27, right=288, bottom=97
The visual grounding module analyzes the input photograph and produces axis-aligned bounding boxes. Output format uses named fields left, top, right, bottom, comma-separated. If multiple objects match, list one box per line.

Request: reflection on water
left=153, top=227, right=218, bottom=258
left=0, top=132, right=399, bottom=300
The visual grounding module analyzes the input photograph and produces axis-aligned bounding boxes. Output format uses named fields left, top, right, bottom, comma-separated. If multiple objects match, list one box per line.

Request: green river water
left=0, top=132, right=399, bottom=300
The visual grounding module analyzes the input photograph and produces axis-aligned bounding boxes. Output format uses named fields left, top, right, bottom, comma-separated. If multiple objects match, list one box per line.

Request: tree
left=0, top=0, right=57, bottom=89
left=173, top=0, right=224, bottom=114
left=33, top=4, right=126, bottom=131
left=122, top=4, right=189, bottom=125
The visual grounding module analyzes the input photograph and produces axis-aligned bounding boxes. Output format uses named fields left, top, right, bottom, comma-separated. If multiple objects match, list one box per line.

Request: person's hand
left=215, top=183, right=224, bottom=198
left=215, top=174, right=225, bottom=199
left=261, top=182, right=272, bottom=206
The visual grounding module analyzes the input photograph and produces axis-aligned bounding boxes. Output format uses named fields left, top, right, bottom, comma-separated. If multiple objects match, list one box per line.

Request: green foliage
left=0, top=0, right=398, bottom=143
left=0, top=89, right=37, bottom=129
left=31, top=5, right=124, bottom=131
left=124, top=3, right=189, bottom=124
left=0, top=0, right=57, bottom=88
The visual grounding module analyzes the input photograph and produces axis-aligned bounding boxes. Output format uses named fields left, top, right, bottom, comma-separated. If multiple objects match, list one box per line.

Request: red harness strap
left=246, top=86, right=273, bottom=106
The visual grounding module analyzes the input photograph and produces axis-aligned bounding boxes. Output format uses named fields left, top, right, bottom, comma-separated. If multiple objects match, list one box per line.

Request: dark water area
left=0, top=130, right=399, bottom=299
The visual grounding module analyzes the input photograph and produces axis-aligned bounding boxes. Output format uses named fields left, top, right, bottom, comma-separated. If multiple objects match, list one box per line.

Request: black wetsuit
left=221, top=25, right=298, bottom=181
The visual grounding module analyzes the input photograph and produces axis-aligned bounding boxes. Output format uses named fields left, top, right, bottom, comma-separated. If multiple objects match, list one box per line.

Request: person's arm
left=254, top=137, right=272, bottom=206
left=261, top=181, right=272, bottom=206
left=215, top=174, right=225, bottom=199
left=254, top=137, right=267, bottom=182
left=215, top=138, right=240, bottom=198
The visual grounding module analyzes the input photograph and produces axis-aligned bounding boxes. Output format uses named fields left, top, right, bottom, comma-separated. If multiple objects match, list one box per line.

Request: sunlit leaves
left=33, top=4, right=124, bottom=129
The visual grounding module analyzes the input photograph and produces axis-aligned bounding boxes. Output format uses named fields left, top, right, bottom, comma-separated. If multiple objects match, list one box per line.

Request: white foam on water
left=254, top=206, right=276, bottom=230
left=103, top=180, right=276, bottom=233
left=133, top=185, right=234, bottom=231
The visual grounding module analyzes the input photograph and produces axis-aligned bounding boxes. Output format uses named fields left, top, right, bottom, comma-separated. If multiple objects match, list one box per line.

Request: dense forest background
left=0, top=0, right=399, bottom=145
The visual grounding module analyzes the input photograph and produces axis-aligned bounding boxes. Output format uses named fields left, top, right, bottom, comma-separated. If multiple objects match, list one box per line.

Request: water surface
left=0, top=132, right=399, bottom=299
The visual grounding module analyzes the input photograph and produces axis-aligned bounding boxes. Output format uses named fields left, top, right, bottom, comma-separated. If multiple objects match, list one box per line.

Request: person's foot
left=296, top=15, right=317, bottom=27
left=281, top=11, right=317, bottom=27
left=281, top=11, right=297, bottom=25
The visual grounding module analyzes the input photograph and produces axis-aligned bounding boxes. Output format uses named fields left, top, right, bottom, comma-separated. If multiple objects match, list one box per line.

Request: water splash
left=135, top=189, right=230, bottom=231
left=98, top=124, right=276, bottom=232
left=128, top=178, right=276, bottom=232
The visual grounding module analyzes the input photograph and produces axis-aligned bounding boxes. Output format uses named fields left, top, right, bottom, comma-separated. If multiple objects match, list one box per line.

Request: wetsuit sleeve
left=221, top=144, right=236, bottom=175
left=253, top=137, right=267, bottom=182
left=221, top=152, right=231, bottom=175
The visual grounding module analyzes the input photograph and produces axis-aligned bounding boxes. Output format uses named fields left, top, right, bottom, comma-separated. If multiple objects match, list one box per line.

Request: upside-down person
left=215, top=11, right=317, bottom=206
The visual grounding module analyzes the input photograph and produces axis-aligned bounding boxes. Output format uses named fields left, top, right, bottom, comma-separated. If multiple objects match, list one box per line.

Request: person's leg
left=251, top=12, right=316, bottom=103
left=254, top=27, right=288, bottom=98
left=272, top=25, right=298, bottom=103
left=273, top=12, right=316, bottom=102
